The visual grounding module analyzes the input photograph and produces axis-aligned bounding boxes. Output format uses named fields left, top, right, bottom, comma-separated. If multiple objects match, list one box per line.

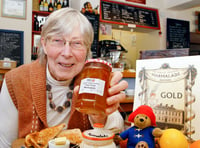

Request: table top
left=11, top=138, right=25, bottom=148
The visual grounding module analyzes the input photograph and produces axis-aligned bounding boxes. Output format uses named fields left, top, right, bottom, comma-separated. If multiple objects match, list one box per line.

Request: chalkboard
left=167, top=18, right=190, bottom=49
left=198, top=13, right=200, bottom=32
left=0, top=29, right=24, bottom=66
left=83, top=14, right=99, bottom=58
left=196, top=12, right=200, bottom=33
left=100, top=0, right=160, bottom=30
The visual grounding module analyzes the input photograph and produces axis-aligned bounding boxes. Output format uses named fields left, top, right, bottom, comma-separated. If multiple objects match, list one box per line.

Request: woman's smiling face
left=41, top=26, right=87, bottom=81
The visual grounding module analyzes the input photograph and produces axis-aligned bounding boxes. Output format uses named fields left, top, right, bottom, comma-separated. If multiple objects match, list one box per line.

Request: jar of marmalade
left=75, top=59, right=112, bottom=115
left=80, top=123, right=116, bottom=148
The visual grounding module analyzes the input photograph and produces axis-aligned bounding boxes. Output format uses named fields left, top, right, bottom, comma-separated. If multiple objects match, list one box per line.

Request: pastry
left=57, top=128, right=83, bottom=145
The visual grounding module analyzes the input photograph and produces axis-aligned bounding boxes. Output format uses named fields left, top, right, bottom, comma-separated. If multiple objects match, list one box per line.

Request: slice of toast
left=57, top=128, right=83, bottom=145
left=25, top=123, right=66, bottom=148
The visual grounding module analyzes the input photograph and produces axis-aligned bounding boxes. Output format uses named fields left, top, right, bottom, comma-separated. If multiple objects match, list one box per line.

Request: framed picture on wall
left=1, top=0, right=27, bottom=19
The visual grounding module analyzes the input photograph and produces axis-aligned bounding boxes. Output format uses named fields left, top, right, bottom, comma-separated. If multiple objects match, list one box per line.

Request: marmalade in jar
left=75, top=59, right=112, bottom=115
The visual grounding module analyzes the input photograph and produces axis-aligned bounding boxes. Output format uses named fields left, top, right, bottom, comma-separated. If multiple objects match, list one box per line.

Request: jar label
left=79, top=78, right=105, bottom=96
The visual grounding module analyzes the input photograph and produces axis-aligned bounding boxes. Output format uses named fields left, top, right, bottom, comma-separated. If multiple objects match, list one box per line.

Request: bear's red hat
left=128, top=105, right=156, bottom=126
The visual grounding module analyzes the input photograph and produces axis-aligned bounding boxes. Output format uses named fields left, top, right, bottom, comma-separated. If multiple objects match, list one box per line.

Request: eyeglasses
left=48, top=37, right=85, bottom=49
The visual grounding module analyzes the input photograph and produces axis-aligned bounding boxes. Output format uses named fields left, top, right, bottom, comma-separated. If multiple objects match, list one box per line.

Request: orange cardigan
left=5, top=59, right=91, bottom=138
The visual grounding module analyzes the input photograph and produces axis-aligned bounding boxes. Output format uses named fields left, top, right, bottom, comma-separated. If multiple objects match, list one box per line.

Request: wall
left=99, top=0, right=200, bottom=69
left=0, top=0, right=199, bottom=67
left=0, top=0, right=32, bottom=64
left=99, top=0, right=164, bottom=69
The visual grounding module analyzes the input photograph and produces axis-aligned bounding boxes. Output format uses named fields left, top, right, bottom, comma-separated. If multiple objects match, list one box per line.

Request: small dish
left=126, top=89, right=135, bottom=96
left=48, top=138, right=70, bottom=148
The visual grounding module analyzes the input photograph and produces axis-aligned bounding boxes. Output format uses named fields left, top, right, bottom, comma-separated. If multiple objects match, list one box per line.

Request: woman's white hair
left=37, top=7, right=94, bottom=64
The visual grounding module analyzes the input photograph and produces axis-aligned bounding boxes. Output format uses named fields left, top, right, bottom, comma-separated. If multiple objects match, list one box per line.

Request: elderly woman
left=0, top=7, right=128, bottom=147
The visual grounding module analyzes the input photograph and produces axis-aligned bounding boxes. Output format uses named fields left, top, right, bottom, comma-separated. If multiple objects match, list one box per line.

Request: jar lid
left=85, top=59, right=112, bottom=69
left=82, top=123, right=114, bottom=141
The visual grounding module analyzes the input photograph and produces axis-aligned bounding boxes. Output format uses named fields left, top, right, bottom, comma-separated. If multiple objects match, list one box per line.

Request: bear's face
left=134, top=114, right=151, bottom=129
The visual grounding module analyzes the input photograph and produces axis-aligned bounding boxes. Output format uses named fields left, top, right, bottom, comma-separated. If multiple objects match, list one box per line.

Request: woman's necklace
left=46, top=81, right=74, bottom=113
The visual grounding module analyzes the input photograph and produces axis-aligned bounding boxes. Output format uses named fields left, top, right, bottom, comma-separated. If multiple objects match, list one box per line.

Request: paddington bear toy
left=119, top=105, right=162, bottom=148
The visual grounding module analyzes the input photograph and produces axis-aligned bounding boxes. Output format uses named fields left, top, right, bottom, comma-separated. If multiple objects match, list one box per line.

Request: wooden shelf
left=32, top=11, right=51, bottom=60
left=119, top=96, right=134, bottom=112
left=190, top=32, right=200, bottom=55
left=32, top=31, right=41, bottom=34
left=0, top=68, right=12, bottom=75
left=190, top=32, right=200, bottom=44
left=121, top=96, right=134, bottom=103
left=122, top=70, right=136, bottom=78
left=32, top=10, right=50, bottom=16
left=0, top=68, right=12, bottom=91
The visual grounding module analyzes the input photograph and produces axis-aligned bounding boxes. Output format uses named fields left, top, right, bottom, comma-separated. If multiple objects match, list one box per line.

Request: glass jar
left=80, top=123, right=116, bottom=148
left=75, top=59, right=112, bottom=115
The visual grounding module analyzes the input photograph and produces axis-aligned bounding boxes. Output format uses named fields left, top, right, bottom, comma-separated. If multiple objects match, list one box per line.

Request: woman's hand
left=106, top=71, right=128, bottom=115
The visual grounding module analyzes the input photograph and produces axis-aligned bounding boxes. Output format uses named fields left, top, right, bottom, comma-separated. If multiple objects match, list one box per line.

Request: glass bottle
left=43, top=0, right=48, bottom=12
left=39, top=0, right=44, bottom=11
left=48, top=0, right=53, bottom=12
left=53, top=0, right=57, bottom=11
left=39, top=18, right=44, bottom=31
left=57, top=0, right=62, bottom=10
left=62, top=0, right=68, bottom=8
left=34, top=14, right=39, bottom=31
